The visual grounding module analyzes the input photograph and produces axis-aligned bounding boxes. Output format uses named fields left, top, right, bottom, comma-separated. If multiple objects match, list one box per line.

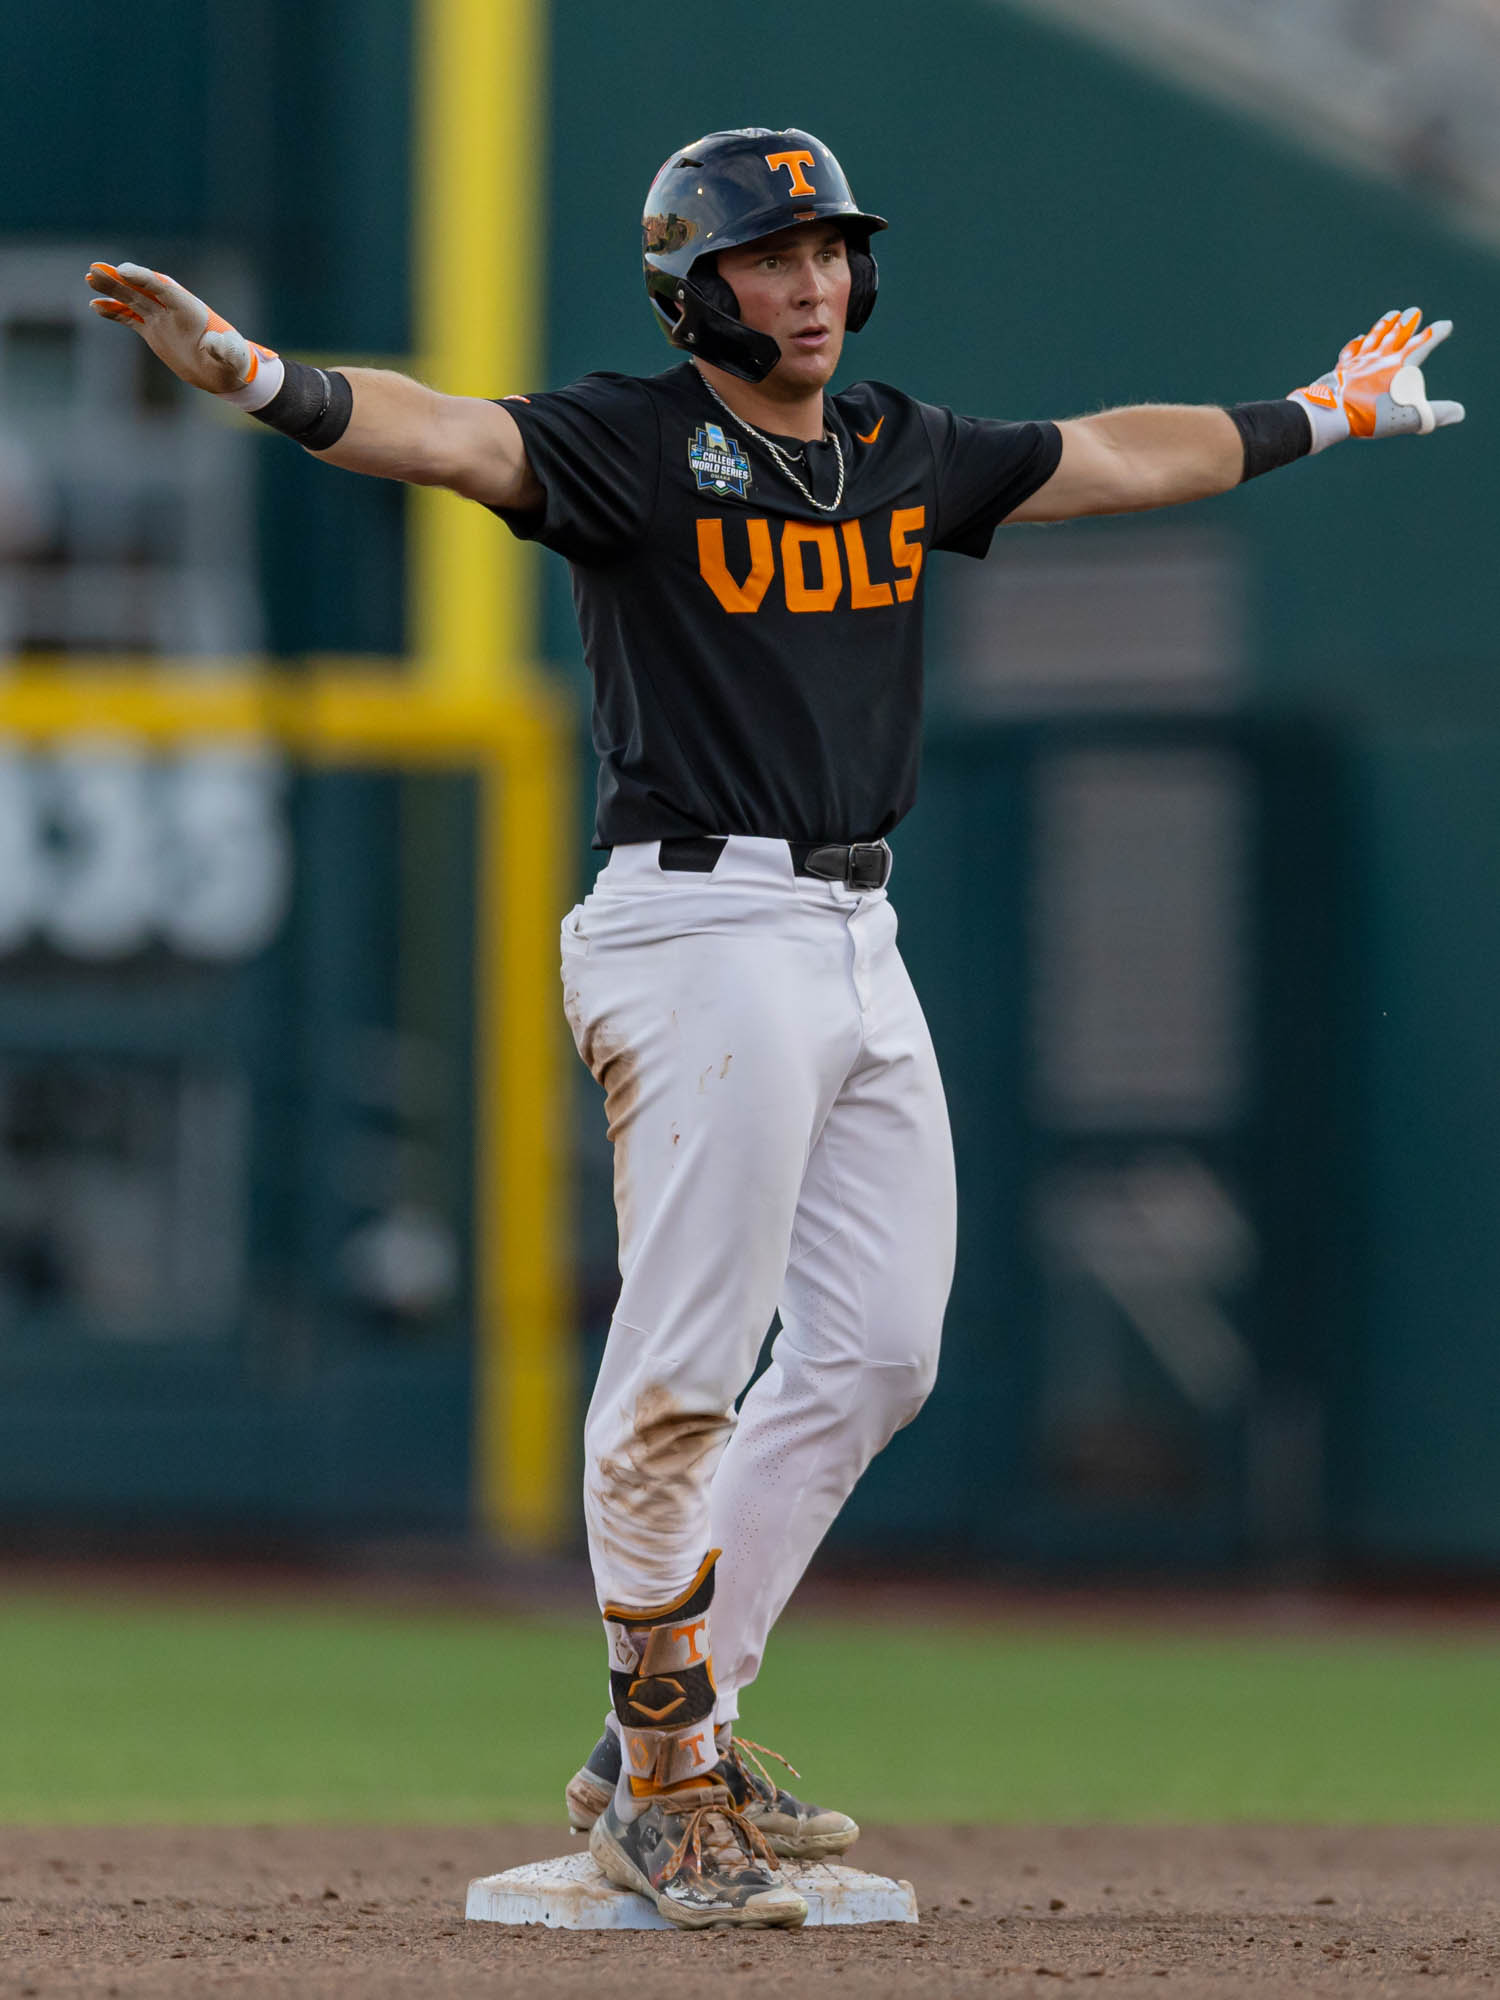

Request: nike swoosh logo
left=856, top=417, right=884, bottom=445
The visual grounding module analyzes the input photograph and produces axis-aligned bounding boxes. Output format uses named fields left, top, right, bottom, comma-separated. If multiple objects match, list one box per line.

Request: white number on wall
left=157, top=744, right=292, bottom=961
left=0, top=735, right=292, bottom=962
left=45, top=741, right=158, bottom=958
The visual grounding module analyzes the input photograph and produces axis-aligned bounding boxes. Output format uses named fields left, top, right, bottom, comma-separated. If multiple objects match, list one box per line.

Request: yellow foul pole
left=413, top=0, right=575, bottom=1550
left=412, top=0, right=541, bottom=690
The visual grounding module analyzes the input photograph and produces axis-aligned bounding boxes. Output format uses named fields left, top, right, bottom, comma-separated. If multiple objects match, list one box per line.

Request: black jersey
left=493, top=362, right=1060, bottom=848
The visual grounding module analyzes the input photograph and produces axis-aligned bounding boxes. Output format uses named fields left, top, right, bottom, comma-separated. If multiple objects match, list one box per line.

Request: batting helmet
left=642, top=128, right=888, bottom=383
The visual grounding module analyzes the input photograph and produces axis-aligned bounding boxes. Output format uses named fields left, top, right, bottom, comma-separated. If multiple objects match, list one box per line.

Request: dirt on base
left=3, top=1824, right=1499, bottom=1999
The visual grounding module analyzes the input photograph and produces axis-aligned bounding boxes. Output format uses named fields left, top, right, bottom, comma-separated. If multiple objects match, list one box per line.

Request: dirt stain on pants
left=578, top=1017, right=640, bottom=1260
left=589, top=1385, right=729, bottom=1595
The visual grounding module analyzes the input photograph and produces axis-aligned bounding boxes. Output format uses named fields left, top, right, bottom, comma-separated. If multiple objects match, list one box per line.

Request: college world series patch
left=689, top=421, right=751, bottom=498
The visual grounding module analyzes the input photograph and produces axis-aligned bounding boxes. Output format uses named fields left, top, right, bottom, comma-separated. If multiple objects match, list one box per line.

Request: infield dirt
left=3, top=1823, right=1498, bottom=1998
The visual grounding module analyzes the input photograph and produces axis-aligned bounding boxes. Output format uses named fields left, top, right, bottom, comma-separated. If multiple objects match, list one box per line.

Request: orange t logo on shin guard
left=669, top=1617, right=708, bottom=1664
left=765, top=149, right=817, bottom=197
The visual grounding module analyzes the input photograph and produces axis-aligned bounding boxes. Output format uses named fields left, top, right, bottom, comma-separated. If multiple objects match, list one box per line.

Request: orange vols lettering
left=697, top=517, right=775, bottom=613
left=890, top=507, right=926, bottom=602
left=841, top=519, right=893, bottom=608
left=698, top=510, right=921, bottom=613
left=765, top=149, right=817, bottom=197
left=781, top=521, right=843, bottom=612
left=856, top=416, right=884, bottom=445
left=669, top=1618, right=708, bottom=1664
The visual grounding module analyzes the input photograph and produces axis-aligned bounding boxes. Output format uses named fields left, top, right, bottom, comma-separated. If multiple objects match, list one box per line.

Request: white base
left=465, top=1849, right=918, bottom=1929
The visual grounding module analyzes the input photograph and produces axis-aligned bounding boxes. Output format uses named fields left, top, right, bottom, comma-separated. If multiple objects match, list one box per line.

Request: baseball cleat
left=566, top=1727, right=859, bottom=1859
left=718, top=1735, right=861, bottom=1859
left=565, top=1729, right=619, bottom=1833
left=588, top=1781, right=808, bottom=1930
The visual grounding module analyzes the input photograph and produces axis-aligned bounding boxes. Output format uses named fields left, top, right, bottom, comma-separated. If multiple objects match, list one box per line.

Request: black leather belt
left=657, top=835, right=892, bottom=891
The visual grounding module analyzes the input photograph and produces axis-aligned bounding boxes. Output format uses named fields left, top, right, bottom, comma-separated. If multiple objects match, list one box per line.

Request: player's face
left=715, top=223, right=851, bottom=395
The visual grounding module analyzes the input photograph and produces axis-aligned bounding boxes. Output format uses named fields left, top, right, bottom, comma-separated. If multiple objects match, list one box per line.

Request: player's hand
left=1290, top=307, right=1464, bottom=452
left=84, top=262, right=279, bottom=400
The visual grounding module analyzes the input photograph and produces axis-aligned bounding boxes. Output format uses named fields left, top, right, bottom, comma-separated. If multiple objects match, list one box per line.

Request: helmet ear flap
left=644, top=263, right=782, bottom=382
left=845, top=244, right=879, bottom=333
left=691, top=262, right=741, bottom=323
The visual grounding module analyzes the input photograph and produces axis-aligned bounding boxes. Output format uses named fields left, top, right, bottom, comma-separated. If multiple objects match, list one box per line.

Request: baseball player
left=87, top=125, right=1462, bottom=1931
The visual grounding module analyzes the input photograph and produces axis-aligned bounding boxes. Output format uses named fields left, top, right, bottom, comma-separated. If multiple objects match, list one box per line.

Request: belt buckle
left=846, top=841, right=890, bottom=891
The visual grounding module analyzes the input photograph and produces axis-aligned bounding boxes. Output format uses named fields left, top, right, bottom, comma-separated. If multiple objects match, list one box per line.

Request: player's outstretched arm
left=84, top=261, right=540, bottom=511
left=1009, top=306, right=1463, bottom=524
left=308, top=366, right=542, bottom=509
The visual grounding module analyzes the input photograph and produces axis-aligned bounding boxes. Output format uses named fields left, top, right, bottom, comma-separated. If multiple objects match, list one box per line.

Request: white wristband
left=218, top=349, right=285, bottom=413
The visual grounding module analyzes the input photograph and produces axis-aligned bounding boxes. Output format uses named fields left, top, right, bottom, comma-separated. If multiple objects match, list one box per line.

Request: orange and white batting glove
left=1290, top=307, right=1464, bottom=453
left=84, top=262, right=285, bottom=411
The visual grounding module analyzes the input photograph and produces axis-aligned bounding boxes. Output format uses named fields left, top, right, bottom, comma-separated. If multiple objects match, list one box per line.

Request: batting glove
left=1290, top=307, right=1464, bottom=453
left=84, top=262, right=286, bottom=411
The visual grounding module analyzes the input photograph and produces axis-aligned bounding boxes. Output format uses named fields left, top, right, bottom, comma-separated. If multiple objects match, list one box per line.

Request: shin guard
left=602, top=1550, right=721, bottom=1798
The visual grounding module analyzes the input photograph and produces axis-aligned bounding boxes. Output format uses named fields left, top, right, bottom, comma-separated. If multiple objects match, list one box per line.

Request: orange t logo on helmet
left=765, top=149, right=817, bottom=196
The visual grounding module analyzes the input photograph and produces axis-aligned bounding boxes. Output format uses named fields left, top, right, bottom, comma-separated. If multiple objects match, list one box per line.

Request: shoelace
left=728, top=1734, right=802, bottom=1795
left=662, top=1797, right=781, bottom=1883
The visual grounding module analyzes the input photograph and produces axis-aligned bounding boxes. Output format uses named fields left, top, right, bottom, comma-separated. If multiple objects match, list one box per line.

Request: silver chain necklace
left=698, top=370, right=845, bottom=515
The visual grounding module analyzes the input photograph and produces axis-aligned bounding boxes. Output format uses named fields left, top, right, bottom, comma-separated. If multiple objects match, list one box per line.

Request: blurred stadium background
left=2, top=0, right=1498, bottom=1616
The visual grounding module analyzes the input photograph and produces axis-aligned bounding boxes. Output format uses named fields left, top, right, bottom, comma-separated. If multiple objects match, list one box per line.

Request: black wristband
left=1227, top=399, right=1312, bottom=482
left=250, top=358, right=354, bottom=451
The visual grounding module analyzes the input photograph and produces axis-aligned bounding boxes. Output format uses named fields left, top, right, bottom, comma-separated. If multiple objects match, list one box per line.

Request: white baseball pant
left=561, top=835, right=956, bottom=1720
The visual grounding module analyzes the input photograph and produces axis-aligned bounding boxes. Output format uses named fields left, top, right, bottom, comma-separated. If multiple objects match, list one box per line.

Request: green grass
left=3, top=1591, right=1499, bottom=1823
